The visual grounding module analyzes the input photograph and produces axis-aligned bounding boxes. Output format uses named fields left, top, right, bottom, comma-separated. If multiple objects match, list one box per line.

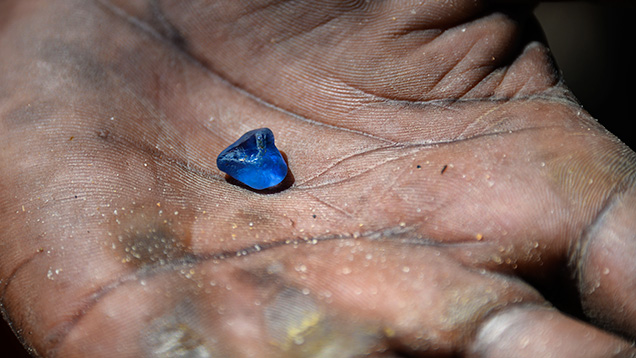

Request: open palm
left=1, top=1, right=635, bottom=357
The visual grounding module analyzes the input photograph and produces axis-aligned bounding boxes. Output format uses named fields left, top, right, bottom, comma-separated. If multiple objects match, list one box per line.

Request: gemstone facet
left=216, top=128, right=288, bottom=190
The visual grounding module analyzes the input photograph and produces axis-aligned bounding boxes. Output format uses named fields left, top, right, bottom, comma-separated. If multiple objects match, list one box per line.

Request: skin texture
left=1, top=0, right=635, bottom=357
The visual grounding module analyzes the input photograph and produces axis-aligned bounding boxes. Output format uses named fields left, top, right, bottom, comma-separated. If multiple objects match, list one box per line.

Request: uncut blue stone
left=216, top=128, right=288, bottom=190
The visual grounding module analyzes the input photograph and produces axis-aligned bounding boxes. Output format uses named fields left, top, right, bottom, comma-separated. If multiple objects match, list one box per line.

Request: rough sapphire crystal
left=216, top=128, right=288, bottom=190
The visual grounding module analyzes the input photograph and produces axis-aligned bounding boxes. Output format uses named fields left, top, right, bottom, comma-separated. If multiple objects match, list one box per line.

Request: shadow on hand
left=0, top=317, right=31, bottom=358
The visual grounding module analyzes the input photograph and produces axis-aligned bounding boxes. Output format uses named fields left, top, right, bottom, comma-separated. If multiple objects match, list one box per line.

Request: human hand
left=1, top=1, right=635, bottom=357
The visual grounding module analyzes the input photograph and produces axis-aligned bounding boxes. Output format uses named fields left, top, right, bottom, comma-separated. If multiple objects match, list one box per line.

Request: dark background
left=535, top=2, right=635, bottom=151
left=1, top=2, right=635, bottom=357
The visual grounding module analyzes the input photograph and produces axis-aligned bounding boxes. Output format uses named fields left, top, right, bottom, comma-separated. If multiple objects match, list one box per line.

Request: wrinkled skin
left=1, top=0, right=636, bottom=357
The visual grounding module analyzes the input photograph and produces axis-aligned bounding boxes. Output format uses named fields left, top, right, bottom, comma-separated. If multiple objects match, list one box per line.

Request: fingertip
left=469, top=305, right=636, bottom=358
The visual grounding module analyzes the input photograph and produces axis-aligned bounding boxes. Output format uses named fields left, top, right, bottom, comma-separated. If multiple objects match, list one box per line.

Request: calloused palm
left=1, top=1, right=635, bottom=357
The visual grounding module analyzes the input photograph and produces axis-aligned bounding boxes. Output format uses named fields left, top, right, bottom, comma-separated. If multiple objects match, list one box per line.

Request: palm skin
left=1, top=1, right=636, bottom=357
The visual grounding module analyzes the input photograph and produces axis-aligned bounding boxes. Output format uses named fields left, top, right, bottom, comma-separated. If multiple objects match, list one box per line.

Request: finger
left=103, top=0, right=556, bottom=139
left=574, top=183, right=636, bottom=340
left=50, top=237, right=543, bottom=357
left=468, top=305, right=636, bottom=358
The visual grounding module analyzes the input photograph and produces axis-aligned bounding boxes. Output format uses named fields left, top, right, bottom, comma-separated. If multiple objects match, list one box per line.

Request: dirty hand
left=1, top=1, right=635, bottom=357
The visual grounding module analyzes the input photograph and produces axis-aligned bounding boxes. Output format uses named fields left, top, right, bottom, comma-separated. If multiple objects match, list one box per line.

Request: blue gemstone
left=216, top=128, right=288, bottom=190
